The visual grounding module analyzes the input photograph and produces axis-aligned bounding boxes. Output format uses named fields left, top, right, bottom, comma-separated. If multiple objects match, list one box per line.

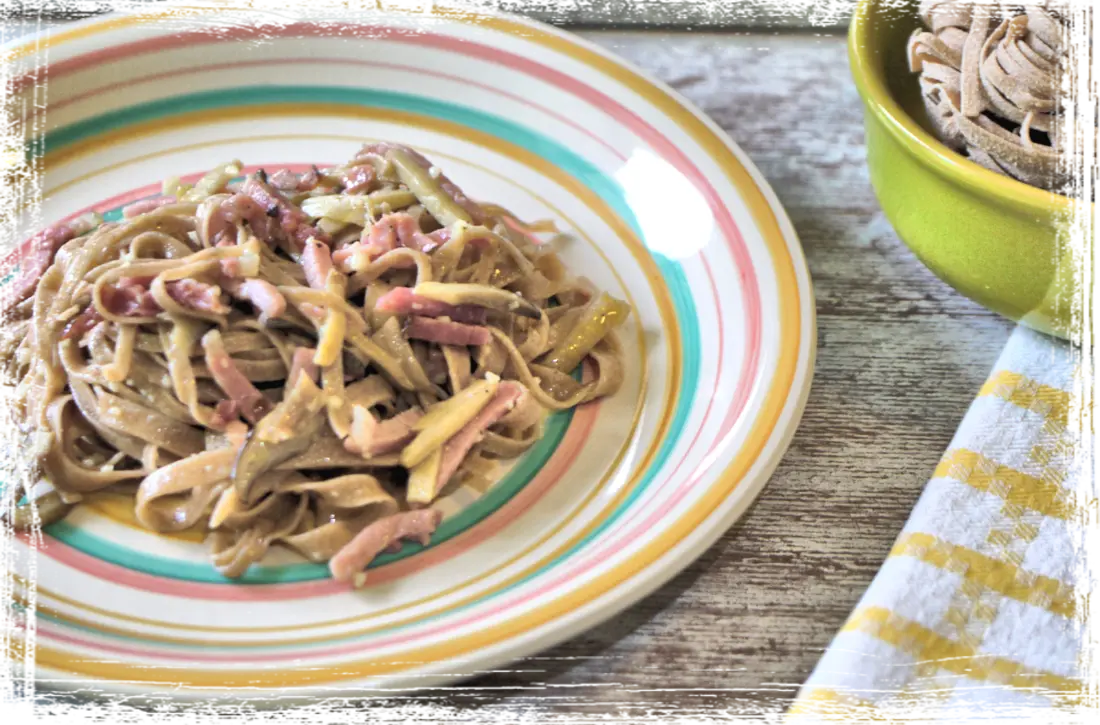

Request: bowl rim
left=848, top=0, right=1075, bottom=215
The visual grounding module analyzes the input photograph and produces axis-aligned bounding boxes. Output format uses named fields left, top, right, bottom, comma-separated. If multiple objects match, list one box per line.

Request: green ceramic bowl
left=849, top=0, right=1081, bottom=339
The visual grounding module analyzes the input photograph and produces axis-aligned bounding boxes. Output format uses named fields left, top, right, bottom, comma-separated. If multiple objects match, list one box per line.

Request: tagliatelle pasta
left=0, top=142, right=630, bottom=587
left=906, top=0, right=1095, bottom=198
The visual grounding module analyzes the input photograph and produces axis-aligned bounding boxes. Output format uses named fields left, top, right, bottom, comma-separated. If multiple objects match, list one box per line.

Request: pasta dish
left=0, top=142, right=630, bottom=586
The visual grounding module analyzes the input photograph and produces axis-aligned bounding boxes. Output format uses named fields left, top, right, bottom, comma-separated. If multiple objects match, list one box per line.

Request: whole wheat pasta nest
left=906, top=0, right=1095, bottom=198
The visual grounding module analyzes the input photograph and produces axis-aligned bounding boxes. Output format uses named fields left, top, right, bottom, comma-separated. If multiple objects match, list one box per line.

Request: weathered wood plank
left=6, top=19, right=1015, bottom=718
left=0, top=0, right=853, bottom=29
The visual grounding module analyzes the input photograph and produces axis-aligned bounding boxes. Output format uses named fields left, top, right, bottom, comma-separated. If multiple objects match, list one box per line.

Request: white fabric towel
left=789, top=326, right=1086, bottom=721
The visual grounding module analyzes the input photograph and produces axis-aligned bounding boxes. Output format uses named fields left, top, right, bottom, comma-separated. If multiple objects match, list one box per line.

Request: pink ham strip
left=328, top=508, right=443, bottom=584
left=343, top=409, right=422, bottom=457
left=333, top=221, right=462, bottom=273
left=219, top=255, right=241, bottom=277
left=375, top=287, right=488, bottom=325
left=405, top=316, right=491, bottom=347
left=371, top=410, right=423, bottom=454
left=241, top=174, right=327, bottom=252
left=436, top=381, right=524, bottom=488
left=101, top=277, right=161, bottom=317
left=331, top=245, right=358, bottom=270
left=61, top=306, right=104, bottom=341
left=287, top=347, right=319, bottom=388
left=212, top=400, right=241, bottom=429
left=427, top=228, right=451, bottom=246
left=354, top=141, right=420, bottom=165
left=269, top=169, right=300, bottom=191
left=3, top=220, right=83, bottom=309
left=362, top=212, right=439, bottom=257
left=300, top=239, right=333, bottom=290
left=208, top=193, right=272, bottom=244
left=223, top=278, right=286, bottom=321
left=298, top=168, right=321, bottom=191
left=165, top=278, right=230, bottom=314
left=204, top=339, right=274, bottom=424
left=121, top=196, right=176, bottom=218
left=215, top=249, right=286, bottom=321
left=332, top=244, right=420, bottom=274
left=270, top=168, right=323, bottom=193
left=341, top=165, right=375, bottom=194
left=102, top=277, right=227, bottom=317
left=210, top=230, right=232, bottom=247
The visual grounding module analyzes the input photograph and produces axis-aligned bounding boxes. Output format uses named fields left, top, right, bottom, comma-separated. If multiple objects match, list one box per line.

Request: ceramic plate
left=2, top=6, right=815, bottom=700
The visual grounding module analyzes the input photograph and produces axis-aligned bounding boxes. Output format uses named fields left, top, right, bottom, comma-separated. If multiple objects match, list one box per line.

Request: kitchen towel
left=789, top=325, right=1087, bottom=721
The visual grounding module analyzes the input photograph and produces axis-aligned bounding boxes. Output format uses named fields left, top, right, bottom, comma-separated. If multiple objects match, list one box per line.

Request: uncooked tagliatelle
left=0, top=142, right=630, bottom=587
left=908, top=1, right=1083, bottom=193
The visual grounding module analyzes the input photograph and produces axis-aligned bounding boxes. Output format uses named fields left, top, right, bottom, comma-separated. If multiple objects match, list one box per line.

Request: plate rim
left=6, top=5, right=817, bottom=699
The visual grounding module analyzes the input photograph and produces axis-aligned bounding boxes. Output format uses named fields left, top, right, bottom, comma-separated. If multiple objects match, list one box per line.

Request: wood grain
left=0, top=0, right=853, bottom=28
left=8, top=19, right=1016, bottom=719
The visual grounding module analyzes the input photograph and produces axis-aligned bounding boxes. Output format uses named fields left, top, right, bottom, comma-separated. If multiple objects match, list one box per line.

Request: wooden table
left=7, top=16, right=1016, bottom=720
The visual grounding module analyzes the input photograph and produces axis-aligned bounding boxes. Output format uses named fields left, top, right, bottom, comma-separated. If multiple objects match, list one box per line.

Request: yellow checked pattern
left=789, top=328, right=1083, bottom=721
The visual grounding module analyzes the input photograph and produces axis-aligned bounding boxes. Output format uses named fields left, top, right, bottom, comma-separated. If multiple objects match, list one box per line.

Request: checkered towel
left=789, top=326, right=1086, bottom=721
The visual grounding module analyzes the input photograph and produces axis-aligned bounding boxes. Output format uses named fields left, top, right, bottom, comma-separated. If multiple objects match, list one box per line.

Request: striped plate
left=2, top=6, right=815, bottom=700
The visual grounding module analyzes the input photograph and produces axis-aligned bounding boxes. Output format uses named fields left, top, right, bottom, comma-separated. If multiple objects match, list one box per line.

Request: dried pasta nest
left=908, top=1, right=1083, bottom=194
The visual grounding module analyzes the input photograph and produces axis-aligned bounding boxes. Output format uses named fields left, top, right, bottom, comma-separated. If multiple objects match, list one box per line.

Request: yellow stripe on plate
left=890, top=533, right=1076, bottom=618
left=842, top=606, right=1081, bottom=698
left=935, top=449, right=1075, bottom=520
